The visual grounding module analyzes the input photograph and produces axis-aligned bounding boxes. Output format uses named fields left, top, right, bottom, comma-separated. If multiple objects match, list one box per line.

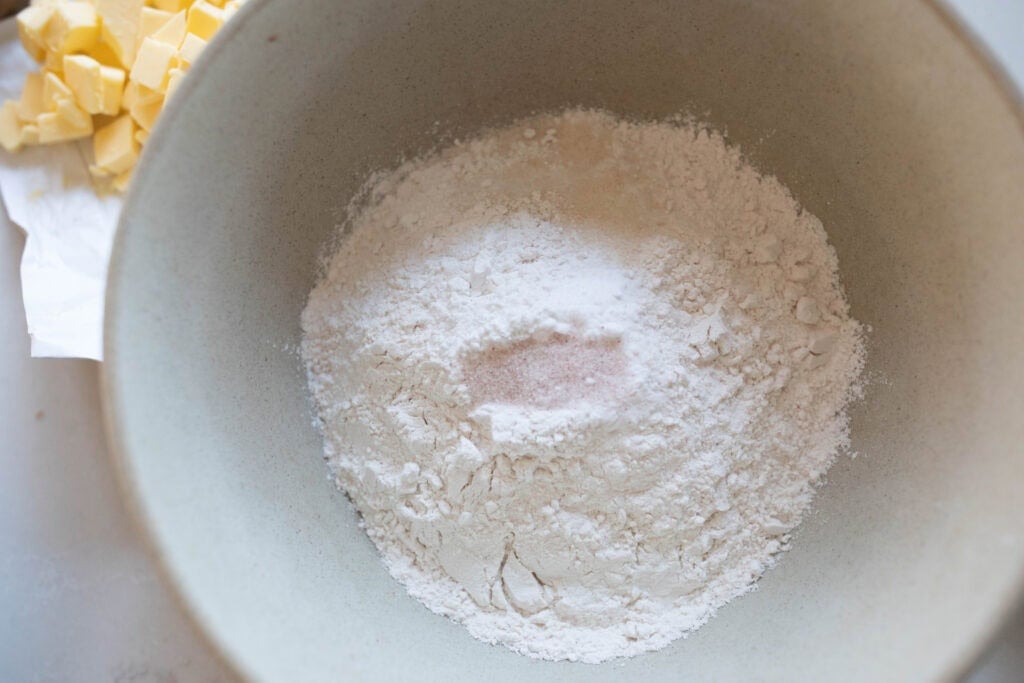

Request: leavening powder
left=301, top=110, right=865, bottom=663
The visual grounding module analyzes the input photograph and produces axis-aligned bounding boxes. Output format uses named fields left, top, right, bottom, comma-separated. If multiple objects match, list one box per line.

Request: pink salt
left=463, top=334, right=627, bottom=409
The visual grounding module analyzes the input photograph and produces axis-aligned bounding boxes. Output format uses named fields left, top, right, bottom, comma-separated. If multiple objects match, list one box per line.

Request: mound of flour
left=301, top=110, right=864, bottom=663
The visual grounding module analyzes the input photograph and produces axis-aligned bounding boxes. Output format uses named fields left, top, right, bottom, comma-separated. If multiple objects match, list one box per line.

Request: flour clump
left=301, top=110, right=865, bottom=663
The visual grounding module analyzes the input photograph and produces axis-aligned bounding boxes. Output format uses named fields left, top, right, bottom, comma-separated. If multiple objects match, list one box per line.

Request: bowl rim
left=99, top=0, right=1024, bottom=680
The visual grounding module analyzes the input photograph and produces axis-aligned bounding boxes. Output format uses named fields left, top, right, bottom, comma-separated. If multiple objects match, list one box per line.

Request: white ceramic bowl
left=103, top=0, right=1024, bottom=680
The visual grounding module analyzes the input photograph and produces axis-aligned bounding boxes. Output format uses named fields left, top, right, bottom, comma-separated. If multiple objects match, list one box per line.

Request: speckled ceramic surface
left=102, top=1, right=1024, bottom=680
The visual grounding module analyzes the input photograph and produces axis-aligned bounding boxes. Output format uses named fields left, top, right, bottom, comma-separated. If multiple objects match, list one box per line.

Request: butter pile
left=0, top=0, right=245, bottom=190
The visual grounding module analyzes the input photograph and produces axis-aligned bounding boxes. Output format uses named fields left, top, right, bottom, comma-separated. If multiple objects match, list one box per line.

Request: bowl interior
left=104, top=0, right=1024, bottom=680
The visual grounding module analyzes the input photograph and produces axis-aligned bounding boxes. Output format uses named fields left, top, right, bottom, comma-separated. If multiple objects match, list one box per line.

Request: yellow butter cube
left=151, top=10, right=187, bottom=47
left=37, top=108, right=93, bottom=144
left=20, top=123, right=40, bottom=146
left=222, top=0, right=245, bottom=22
left=43, top=71, right=73, bottom=109
left=64, top=55, right=126, bottom=116
left=20, top=39, right=46, bottom=64
left=113, top=169, right=134, bottom=192
left=130, top=93, right=164, bottom=131
left=164, top=67, right=186, bottom=101
left=1, top=101, right=25, bottom=152
left=153, top=0, right=195, bottom=12
left=100, top=66, right=127, bottom=115
left=134, top=128, right=149, bottom=145
left=96, top=0, right=145, bottom=68
left=140, top=7, right=174, bottom=39
left=94, top=114, right=140, bottom=174
left=63, top=54, right=104, bottom=113
left=16, top=73, right=46, bottom=123
left=0, top=102, right=40, bottom=152
left=55, top=97, right=91, bottom=129
left=130, top=37, right=177, bottom=90
left=186, top=1, right=223, bottom=41
left=16, top=4, right=55, bottom=63
left=122, top=80, right=139, bottom=110
left=122, top=80, right=162, bottom=110
left=44, top=2, right=100, bottom=54
left=86, top=40, right=124, bottom=69
left=177, top=32, right=206, bottom=66
left=46, top=51, right=67, bottom=75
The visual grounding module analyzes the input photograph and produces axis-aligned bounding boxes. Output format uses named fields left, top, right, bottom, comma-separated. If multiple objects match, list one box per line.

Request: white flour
left=301, top=110, right=865, bottom=663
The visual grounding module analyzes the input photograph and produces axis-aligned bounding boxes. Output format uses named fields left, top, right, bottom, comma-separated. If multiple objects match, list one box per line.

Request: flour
left=301, top=110, right=865, bottom=663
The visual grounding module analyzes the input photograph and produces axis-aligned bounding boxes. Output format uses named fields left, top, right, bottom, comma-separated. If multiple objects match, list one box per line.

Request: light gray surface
left=0, top=219, right=232, bottom=680
left=1, top=1, right=1021, bottom=681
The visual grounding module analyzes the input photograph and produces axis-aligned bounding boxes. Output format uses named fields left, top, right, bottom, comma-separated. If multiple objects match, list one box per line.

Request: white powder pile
left=301, top=110, right=865, bottom=663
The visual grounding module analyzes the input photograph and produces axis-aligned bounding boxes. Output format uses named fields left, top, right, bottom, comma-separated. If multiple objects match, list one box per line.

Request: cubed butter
left=130, top=93, right=163, bottom=131
left=186, top=2, right=222, bottom=41
left=96, top=0, right=145, bottom=68
left=16, top=73, right=46, bottom=123
left=122, top=80, right=139, bottom=110
left=44, top=48, right=64, bottom=74
left=222, top=0, right=246, bottom=22
left=55, top=97, right=91, bottom=129
left=164, top=67, right=186, bottom=101
left=43, top=71, right=73, bottom=109
left=151, top=10, right=187, bottom=47
left=152, top=0, right=195, bottom=12
left=177, top=32, right=206, bottom=66
left=16, top=4, right=55, bottom=63
left=112, top=168, right=134, bottom=192
left=63, top=56, right=126, bottom=116
left=130, top=37, right=176, bottom=90
left=19, top=123, right=40, bottom=147
left=86, top=40, right=124, bottom=69
left=140, top=7, right=174, bottom=39
left=93, top=114, right=140, bottom=174
left=37, top=107, right=93, bottom=144
left=63, top=54, right=104, bottom=114
left=100, top=66, right=127, bottom=115
left=7, top=0, right=232, bottom=168
left=43, top=2, right=100, bottom=54
left=122, top=79, right=162, bottom=110
left=1, top=101, right=25, bottom=152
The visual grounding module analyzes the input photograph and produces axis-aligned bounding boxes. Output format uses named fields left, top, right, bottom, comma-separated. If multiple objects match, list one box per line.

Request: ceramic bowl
left=102, top=0, right=1024, bottom=680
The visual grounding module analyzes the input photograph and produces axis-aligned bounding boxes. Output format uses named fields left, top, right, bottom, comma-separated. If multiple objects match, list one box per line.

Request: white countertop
left=1, top=2, right=1021, bottom=680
